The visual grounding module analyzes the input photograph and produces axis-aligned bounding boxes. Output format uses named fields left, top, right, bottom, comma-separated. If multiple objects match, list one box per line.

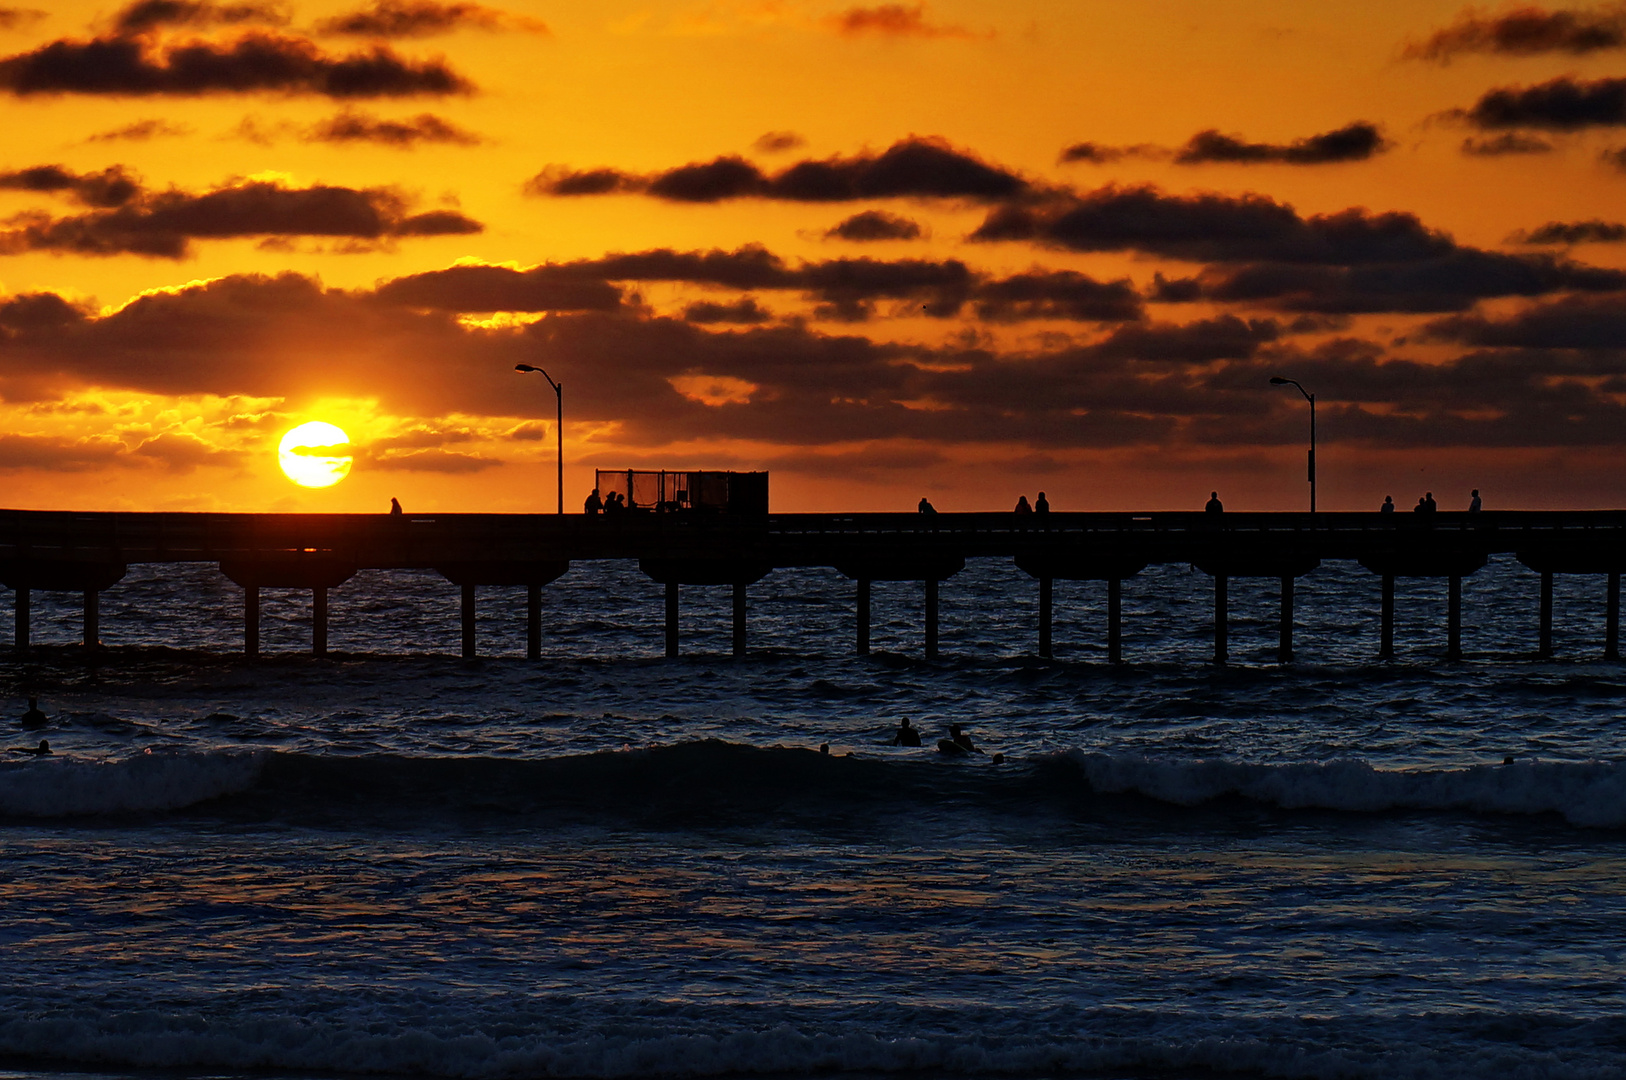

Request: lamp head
left=1269, top=376, right=1289, bottom=385
left=515, top=364, right=538, bottom=373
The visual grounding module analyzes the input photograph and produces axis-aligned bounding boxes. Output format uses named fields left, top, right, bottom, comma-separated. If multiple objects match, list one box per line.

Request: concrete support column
left=14, top=587, right=29, bottom=653
left=526, top=584, right=541, bottom=661
left=732, top=583, right=747, bottom=658
left=244, top=585, right=259, bottom=659
left=1607, top=572, right=1620, bottom=661
left=1380, top=575, right=1395, bottom=660
left=314, top=586, right=329, bottom=658
left=1538, top=571, right=1554, bottom=659
left=1278, top=575, right=1294, bottom=664
left=83, top=590, right=99, bottom=651
left=1447, top=576, right=1462, bottom=661
left=1213, top=574, right=1229, bottom=666
left=1038, top=576, right=1053, bottom=659
left=1107, top=578, right=1122, bottom=665
left=925, top=579, right=939, bottom=660
left=665, top=582, right=679, bottom=658
left=458, top=583, right=474, bottom=660
left=856, top=579, right=870, bottom=656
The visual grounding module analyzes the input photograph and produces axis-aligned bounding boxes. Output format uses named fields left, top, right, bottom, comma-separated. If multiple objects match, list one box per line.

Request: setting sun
left=278, top=421, right=353, bottom=489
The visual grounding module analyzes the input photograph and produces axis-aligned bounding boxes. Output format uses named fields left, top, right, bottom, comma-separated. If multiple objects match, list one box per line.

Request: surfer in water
left=937, top=723, right=983, bottom=756
left=18, top=697, right=46, bottom=730
left=890, top=718, right=922, bottom=747
left=10, top=739, right=49, bottom=756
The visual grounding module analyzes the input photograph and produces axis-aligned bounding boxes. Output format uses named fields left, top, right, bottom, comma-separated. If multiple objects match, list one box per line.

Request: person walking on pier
left=918, top=497, right=937, bottom=514
left=1381, top=496, right=1394, bottom=513
left=584, top=488, right=603, bottom=515
left=1205, top=492, right=1223, bottom=514
left=1035, top=492, right=1050, bottom=514
left=1469, top=489, right=1482, bottom=512
left=1014, top=495, right=1033, bottom=515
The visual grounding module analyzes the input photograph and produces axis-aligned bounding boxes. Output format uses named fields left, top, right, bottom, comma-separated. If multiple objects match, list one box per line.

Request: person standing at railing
left=1205, top=492, right=1223, bottom=514
left=584, top=489, right=603, bottom=515
left=1035, top=492, right=1050, bottom=514
left=918, top=497, right=937, bottom=514
left=1014, top=496, right=1032, bottom=515
left=1469, top=489, right=1482, bottom=512
left=1381, top=496, right=1394, bottom=513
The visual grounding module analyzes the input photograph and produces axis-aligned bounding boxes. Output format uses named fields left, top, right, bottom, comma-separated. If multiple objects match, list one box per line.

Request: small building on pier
left=595, top=469, right=768, bottom=515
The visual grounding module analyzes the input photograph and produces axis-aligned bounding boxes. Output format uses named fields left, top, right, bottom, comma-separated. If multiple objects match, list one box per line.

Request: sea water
left=1, top=556, right=1624, bottom=1080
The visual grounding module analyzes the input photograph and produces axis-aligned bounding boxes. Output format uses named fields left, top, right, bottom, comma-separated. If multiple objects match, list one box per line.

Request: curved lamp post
left=515, top=364, right=563, bottom=514
left=1269, top=376, right=1316, bottom=513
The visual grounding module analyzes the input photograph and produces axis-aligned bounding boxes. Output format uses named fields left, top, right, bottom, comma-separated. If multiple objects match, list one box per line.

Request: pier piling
left=244, top=585, right=259, bottom=659
left=527, top=585, right=542, bottom=661
left=856, top=579, right=870, bottom=656
left=458, top=584, right=474, bottom=659
left=14, top=587, right=27, bottom=653
left=732, top=583, right=747, bottom=657
left=1107, top=578, right=1122, bottom=664
left=1038, top=577, right=1053, bottom=658
left=1608, top=572, right=1620, bottom=661
left=1447, top=576, right=1462, bottom=661
left=83, top=590, right=99, bottom=651
left=925, top=579, right=940, bottom=659
left=665, top=582, right=679, bottom=657
left=1213, top=575, right=1228, bottom=666
left=1278, top=575, right=1294, bottom=664
left=1380, top=575, right=1395, bottom=659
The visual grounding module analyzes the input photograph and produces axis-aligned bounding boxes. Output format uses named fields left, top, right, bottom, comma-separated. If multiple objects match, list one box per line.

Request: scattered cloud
left=1458, top=75, right=1626, bottom=130
left=824, top=209, right=923, bottom=241
left=1173, top=122, right=1388, bottom=165
left=972, top=270, right=1143, bottom=323
left=752, top=130, right=805, bottom=153
left=305, top=108, right=482, bottom=146
left=0, top=8, right=46, bottom=32
left=1058, top=142, right=1140, bottom=164
left=0, top=165, right=143, bottom=207
left=1404, top=4, right=1626, bottom=62
left=0, top=32, right=473, bottom=98
left=683, top=298, right=773, bottom=324
left=528, top=137, right=1030, bottom=203
left=826, top=4, right=984, bottom=39
left=1603, top=145, right=1626, bottom=168
left=1461, top=131, right=1554, bottom=154
left=1421, top=292, right=1626, bottom=348
left=0, top=177, right=481, bottom=257
left=315, top=0, right=548, bottom=38
left=1515, top=219, right=1626, bottom=244
left=111, top=0, right=289, bottom=35
left=85, top=117, right=193, bottom=141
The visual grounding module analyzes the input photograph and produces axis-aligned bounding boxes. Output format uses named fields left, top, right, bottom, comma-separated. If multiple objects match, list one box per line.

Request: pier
left=0, top=508, right=1622, bottom=663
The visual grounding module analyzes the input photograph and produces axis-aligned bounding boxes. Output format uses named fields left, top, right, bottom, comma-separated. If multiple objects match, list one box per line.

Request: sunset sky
left=3, top=0, right=1626, bottom=512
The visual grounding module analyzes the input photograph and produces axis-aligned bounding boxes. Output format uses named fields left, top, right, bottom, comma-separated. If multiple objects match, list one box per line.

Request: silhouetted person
left=1034, top=492, right=1049, bottom=514
left=1205, top=491, right=1223, bottom=514
left=1380, top=496, right=1394, bottom=513
left=1414, top=496, right=1427, bottom=513
left=604, top=492, right=624, bottom=516
left=937, top=722, right=983, bottom=756
left=18, top=697, right=46, bottom=730
left=918, top=497, right=936, bottom=514
left=11, top=739, right=48, bottom=756
left=389, top=497, right=402, bottom=516
left=891, top=717, right=921, bottom=747
left=1424, top=491, right=1437, bottom=513
left=1014, top=495, right=1032, bottom=514
left=1469, top=489, right=1482, bottom=512
left=584, top=488, right=603, bottom=515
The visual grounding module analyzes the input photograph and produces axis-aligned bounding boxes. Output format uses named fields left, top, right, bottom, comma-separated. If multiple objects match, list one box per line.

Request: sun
left=278, top=421, right=353, bottom=488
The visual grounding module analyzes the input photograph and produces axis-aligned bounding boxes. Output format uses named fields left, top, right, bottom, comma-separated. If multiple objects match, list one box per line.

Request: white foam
left=0, top=750, right=264, bottom=817
left=1067, top=749, right=1626, bottom=828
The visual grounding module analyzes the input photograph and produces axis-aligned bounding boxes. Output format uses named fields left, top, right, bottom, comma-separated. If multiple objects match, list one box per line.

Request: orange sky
left=3, top=0, right=1626, bottom=512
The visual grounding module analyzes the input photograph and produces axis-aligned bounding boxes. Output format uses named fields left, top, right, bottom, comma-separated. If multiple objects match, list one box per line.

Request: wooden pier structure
left=0, top=508, right=1622, bottom=663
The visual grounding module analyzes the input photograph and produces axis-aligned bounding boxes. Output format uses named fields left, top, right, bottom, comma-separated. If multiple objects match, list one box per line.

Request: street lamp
left=1269, top=376, right=1316, bottom=513
left=515, top=364, right=563, bottom=514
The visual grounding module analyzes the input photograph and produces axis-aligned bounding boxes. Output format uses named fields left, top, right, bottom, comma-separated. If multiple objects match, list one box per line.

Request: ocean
left=2, top=555, right=1625, bottom=1080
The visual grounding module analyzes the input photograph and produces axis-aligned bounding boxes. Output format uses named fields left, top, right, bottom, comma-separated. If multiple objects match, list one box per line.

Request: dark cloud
left=972, top=270, right=1143, bottom=323
left=86, top=118, right=192, bottom=141
left=683, top=298, right=772, bottom=324
left=0, top=164, right=142, bottom=207
left=526, top=137, right=1029, bottom=203
left=1516, top=219, right=1626, bottom=244
left=824, top=209, right=923, bottom=241
left=373, top=263, right=623, bottom=311
left=0, top=178, right=482, bottom=257
left=1461, top=132, right=1554, bottom=155
left=972, top=184, right=1456, bottom=265
left=752, top=131, right=804, bottom=153
left=0, top=292, right=87, bottom=337
left=1080, top=315, right=1279, bottom=363
left=1421, top=292, right=1626, bottom=348
left=0, top=8, right=46, bottom=31
left=827, top=4, right=980, bottom=39
left=306, top=108, right=481, bottom=146
left=0, top=32, right=472, bottom=97
left=1405, top=5, right=1626, bottom=61
left=112, top=0, right=288, bottom=35
left=1604, top=145, right=1626, bottom=168
left=0, top=435, right=124, bottom=471
left=315, top=1, right=547, bottom=38
left=1058, top=142, right=1130, bottom=164
left=133, top=431, right=237, bottom=472
left=1460, top=76, right=1626, bottom=130
left=1173, top=122, right=1387, bottom=165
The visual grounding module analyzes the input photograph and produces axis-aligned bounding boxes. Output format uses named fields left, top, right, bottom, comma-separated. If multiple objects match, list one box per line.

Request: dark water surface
left=1, top=557, right=1624, bottom=1079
